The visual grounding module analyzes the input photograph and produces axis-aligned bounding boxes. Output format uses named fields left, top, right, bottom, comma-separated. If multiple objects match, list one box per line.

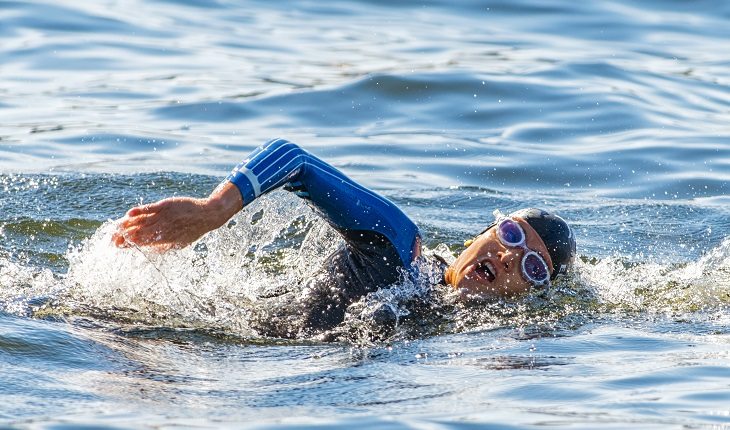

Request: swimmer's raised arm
left=227, top=138, right=420, bottom=265
left=114, top=138, right=420, bottom=263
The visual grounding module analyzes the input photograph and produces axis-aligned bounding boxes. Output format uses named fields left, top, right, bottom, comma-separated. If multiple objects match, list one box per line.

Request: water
left=1, top=0, right=730, bottom=428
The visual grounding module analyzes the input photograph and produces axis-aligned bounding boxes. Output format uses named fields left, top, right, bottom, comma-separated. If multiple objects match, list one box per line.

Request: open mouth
left=470, top=259, right=496, bottom=283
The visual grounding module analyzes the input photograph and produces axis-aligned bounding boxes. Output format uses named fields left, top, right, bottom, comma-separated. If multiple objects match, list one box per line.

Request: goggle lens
left=497, top=219, right=525, bottom=246
left=523, top=252, right=550, bottom=283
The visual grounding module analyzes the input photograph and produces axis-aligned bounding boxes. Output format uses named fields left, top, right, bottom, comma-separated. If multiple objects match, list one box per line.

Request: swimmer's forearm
left=205, top=181, right=244, bottom=230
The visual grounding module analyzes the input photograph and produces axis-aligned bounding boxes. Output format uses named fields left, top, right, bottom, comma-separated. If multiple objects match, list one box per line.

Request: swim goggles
left=494, top=217, right=551, bottom=288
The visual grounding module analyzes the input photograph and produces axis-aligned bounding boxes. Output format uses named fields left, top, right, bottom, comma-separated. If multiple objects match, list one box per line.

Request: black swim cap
left=510, top=208, right=576, bottom=279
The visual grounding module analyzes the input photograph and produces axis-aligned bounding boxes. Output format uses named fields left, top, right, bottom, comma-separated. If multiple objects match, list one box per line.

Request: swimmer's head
left=445, top=208, right=576, bottom=298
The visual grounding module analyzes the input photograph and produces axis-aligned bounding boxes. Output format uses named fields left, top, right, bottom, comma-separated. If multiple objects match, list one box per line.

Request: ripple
left=0, top=314, right=120, bottom=370
left=3, top=2, right=169, bottom=36
left=153, top=101, right=256, bottom=122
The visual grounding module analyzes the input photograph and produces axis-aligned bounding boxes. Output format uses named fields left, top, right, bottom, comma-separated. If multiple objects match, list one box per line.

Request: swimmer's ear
left=464, top=231, right=484, bottom=247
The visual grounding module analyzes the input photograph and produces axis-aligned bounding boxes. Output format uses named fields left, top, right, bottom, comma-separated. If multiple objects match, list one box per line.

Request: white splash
left=0, top=256, right=58, bottom=316
left=63, top=191, right=340, bottom=332
left=576, top=237, right=730, bottom=314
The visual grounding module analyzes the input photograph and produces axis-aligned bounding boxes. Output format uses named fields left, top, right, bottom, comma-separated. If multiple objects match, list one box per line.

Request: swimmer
left=112, top=138, right=576, bottom=336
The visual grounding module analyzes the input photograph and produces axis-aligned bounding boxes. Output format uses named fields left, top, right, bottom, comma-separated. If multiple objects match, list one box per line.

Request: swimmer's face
left=445, top=217, right=554, bottom=298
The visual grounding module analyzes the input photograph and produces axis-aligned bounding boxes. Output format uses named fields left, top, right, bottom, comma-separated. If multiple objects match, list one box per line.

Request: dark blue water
left=1, top=0, right=730, bottom=428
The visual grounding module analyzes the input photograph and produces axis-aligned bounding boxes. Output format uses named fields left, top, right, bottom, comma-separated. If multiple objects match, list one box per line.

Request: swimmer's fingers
left=117, top=209, right=161, bottom=229
left=126, top=200, right=166, bottom=217
left=111, top=222, right=145, bottom=248
left=112, top=216, right=134, bottom=247
left=112, top=213, right=163, bottom=248
left=111, top=229, right=129, bottom=247
left=119, top=200, right=173, bottom=229
left=111, top=229, right=174, bottom=252
left=119, top=220, right=166, bottom=247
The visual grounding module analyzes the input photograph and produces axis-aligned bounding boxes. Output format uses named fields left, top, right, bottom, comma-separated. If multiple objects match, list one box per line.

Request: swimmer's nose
left=497, top=249, right=520, bottom=273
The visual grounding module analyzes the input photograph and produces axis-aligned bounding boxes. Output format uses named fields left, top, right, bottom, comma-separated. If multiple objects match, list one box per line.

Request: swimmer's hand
left=112, top=181, right=243, bottom=251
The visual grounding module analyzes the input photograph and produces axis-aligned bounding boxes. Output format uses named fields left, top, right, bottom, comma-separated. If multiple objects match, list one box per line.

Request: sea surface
left=1, top=0, right=730, bottom=428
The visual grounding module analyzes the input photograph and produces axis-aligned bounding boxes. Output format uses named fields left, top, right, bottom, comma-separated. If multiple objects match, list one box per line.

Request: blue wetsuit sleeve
left=226, top=138, right=421, bottom=267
